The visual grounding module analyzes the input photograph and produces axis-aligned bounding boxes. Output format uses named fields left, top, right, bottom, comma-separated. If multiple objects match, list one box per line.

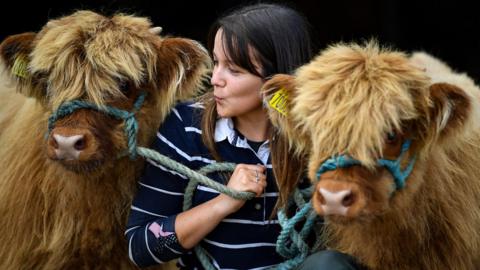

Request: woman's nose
left=211, top=68, right=225, bottom=87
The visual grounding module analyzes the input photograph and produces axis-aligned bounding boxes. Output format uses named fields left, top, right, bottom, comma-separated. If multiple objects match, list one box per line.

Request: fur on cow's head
left=263, top=41, right=479, bottom=222
left=0, top=10, right=210, bottom=174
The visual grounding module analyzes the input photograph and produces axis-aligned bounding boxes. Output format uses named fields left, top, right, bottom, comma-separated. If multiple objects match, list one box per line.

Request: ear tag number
left=12, top=54, right=29, bottom=79
left=268, top=88, right=288, bottom=116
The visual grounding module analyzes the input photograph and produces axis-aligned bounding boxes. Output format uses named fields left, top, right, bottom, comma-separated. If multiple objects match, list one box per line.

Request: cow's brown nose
left=312, top=179, right=366, bottom=218
left=317, top=188, right=356, bottom=216
left=50, top=134, right=86, bottom=160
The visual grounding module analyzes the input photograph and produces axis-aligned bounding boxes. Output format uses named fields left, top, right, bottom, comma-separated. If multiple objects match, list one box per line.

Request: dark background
left=1, top=0, right=478, bottom=82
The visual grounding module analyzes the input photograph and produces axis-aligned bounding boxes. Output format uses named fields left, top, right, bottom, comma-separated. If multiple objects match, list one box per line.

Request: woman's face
left=210, top=29, right=264, bottom=119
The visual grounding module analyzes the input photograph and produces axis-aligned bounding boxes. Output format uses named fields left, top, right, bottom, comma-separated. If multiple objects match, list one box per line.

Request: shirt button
left=254, top=203, right=262, bottom=210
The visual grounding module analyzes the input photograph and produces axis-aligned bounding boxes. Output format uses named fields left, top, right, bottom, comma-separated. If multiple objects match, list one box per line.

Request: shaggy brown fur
left=0, top=11, right=210, bottom=269
left=263, top=42, right=480, bottom=269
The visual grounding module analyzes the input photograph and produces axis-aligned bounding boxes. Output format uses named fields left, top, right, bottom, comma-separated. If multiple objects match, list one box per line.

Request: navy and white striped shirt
left=126, top=102, right=284, bottom=269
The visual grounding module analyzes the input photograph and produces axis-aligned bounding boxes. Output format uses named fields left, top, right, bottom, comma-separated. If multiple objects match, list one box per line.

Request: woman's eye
left=228, top=66, right=241, bottom=74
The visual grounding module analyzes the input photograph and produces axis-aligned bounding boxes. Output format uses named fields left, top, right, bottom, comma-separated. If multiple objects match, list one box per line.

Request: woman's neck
left=233, top=108, right=269, bottom=142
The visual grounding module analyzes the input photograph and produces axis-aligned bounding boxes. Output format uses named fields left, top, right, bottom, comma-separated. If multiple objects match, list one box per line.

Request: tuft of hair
left=26, top=11, right=161, bottom=109
left=410, top=51, right=479, bottom=99
left=291, top=41, right=431, bottom=167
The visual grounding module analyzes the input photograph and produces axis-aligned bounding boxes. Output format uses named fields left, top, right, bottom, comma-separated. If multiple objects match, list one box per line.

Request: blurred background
left=1, top=0, right=478, bottom=82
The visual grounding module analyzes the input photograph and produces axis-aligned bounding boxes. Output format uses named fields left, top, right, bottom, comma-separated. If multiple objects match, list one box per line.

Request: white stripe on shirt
left=197, top=185, right=219, bottom=193
left=131, top=206, right=167, bottom=218
left=172, top=108, right=182, bottom=121
left=222, top=218, right=279, bottom=225
left=145, top=224, right=165, bottom=264
left=185, top=126, right=202, bottom=134
left=125, top=226, right=140, bottom=236
left=139, top=182, right=184, bottom=196
left=157, top=132, right=215, bottom=164
left=128, top=233, right=139, bottom=267
left=263, top=192, right=279, bottom=197
left=203, top=238, right=276, bottom=249
left=188, top=102, right=205, bottom=109
left=147, top=159, right=188, bottom=179
left=166, top=245, right=183, bottom=254
left=178, top=257, right=186, bottom=267
left=197, top=185, right=278, bottom=198
left=249, top=264, right=281, bottom=270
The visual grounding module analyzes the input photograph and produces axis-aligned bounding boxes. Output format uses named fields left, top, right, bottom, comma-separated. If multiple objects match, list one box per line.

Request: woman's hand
left=216, top=164, right=266, bottom=215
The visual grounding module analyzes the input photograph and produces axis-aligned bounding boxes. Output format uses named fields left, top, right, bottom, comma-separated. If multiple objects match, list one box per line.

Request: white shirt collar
left=214, top=117, right=236, bottom=143
left=214, top=117, right=270, bottom=164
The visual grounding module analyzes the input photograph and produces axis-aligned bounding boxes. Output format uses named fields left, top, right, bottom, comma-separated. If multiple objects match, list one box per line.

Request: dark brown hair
left=201, top=3, right=313, bottom=207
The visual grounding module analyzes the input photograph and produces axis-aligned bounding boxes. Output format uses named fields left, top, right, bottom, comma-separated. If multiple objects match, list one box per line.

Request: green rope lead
left=137, top=147, right=252, bottom=270
left=137, top=147, right=254, bottom=200
left=137, top=146, right=320, bottom=270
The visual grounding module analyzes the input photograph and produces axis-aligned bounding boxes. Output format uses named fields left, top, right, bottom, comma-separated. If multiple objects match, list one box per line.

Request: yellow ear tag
left=268, top=88, right=288, bottom=116
left=11, top=54, right=29, bottom=79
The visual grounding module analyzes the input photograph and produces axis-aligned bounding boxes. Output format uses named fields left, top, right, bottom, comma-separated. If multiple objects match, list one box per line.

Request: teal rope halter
left=316, top=139, right=417, bottom=191
left=47, top=92, right=147, bottom=159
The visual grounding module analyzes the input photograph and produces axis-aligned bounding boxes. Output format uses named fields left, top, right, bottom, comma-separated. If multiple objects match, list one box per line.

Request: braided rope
left=274, top=186, right=322, bottom=270
left=137, top=147, right=253, bottom=200
left=47, top=92, right=147, bottom=159
left=316, top=139, right=416, bottom=191
left=137, top=147, right=321, bottom=269
left=137, top=147, right=253, bottom=269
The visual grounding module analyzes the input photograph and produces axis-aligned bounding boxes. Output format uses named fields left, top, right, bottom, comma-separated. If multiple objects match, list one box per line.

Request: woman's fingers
left=231, top=164, right=267, bottom=196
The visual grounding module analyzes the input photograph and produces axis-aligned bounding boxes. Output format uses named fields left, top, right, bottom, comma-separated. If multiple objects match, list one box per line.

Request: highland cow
left=263, top=42, right=480, bottom=269
left=0, top=11, right=210, bottom=269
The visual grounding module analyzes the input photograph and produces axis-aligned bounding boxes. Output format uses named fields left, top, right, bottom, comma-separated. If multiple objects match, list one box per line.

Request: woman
left=126, top=3, right=362, bottom=269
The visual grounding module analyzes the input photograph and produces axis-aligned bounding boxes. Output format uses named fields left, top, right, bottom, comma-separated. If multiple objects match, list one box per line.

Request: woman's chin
left=216, top=107, right=232, bottom=118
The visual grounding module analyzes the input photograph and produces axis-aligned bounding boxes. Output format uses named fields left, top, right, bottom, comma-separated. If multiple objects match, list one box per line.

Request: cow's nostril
left=50, top=136, right=59, bottom=149
left=342, top=192, right=355, bottom=207
left=74, top=138, right=86, bottom=151
left=318, top=193, right=326, bottom=205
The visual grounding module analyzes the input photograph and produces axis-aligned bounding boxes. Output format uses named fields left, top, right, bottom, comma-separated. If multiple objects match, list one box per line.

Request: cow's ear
left=427, top=82, right=473, bottom=141
left=0, top=32, right=34, bottom=75
left=0, top=32, right=44, bottom=99
left=155, top=37, right=211, bottom=101
left=262, top=74, right=297, bottom=120
left=262, top=74, right=310, bottom=151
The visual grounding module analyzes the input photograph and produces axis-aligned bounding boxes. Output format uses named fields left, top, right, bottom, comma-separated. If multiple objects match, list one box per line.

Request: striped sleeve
left=125, top=104, right=199, bottom=267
